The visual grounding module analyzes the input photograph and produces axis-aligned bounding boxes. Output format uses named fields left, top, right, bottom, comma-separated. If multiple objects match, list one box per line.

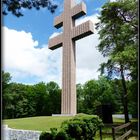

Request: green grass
left=113, top=117, right=138, bottom=123
left=3, top=116, right=138, bottom=139
left=94, top=135, right=138, bottom=140
left=3, top=116, right=73, bottom=131
left=94, top=118, right=138, bottom=140
left=3, top=116, right=138, bottom=131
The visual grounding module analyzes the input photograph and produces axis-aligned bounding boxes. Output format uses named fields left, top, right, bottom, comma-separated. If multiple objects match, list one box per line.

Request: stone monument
left=48, top=0, right=94, bottom=115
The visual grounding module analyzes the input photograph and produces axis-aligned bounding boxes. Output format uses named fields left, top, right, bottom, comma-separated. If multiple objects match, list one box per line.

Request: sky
left=2, top=0, right=110, bottom=86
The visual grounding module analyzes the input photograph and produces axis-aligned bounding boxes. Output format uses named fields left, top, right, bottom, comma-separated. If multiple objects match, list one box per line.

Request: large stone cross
left=48, top=0, right=94, bottom=115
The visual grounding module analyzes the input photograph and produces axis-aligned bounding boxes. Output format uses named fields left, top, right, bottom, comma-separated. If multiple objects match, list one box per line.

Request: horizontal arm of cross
left=53, top=2, right=86, bottom=29
left=48, top=33, right=63, bottom=50
left=71, top=2, right=86, bottom=19
left=54, top=14, right=63, bottom=29
left=72, top=20, right=94, bottom=41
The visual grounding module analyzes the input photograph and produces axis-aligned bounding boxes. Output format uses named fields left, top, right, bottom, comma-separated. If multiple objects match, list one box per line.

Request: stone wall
left=2, top=125, right=41, bottom=140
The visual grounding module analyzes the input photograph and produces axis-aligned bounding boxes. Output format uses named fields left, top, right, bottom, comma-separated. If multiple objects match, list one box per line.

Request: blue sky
left=2, top=0, right=109, bottom=86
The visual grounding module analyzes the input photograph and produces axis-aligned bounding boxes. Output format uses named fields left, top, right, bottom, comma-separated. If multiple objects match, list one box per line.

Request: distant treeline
left=2, top=71, right=138, bottom=119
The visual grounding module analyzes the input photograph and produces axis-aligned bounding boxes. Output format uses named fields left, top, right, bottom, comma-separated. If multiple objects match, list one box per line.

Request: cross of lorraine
left=48, top=0, right=94, bottom=115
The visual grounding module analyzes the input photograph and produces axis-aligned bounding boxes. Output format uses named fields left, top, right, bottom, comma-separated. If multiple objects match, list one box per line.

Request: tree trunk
left=120, top=64, right=129, bottom=123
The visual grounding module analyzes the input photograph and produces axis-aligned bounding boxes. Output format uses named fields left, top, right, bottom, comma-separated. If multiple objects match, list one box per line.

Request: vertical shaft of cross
left=62, top=0, right=76, bottom=114
left=48, top=0, right=94, bottom=115
left=64, top=0, right=75, bottom=9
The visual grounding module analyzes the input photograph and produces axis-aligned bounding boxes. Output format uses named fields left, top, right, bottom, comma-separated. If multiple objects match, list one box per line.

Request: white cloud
left=76, top=13, right=99, bottom=28
left=49, top=32, right=62, bottom=39
left=95, top=7, right=102, bottom=12
left=111, top=0, right=116, bottom=1
left=2, top=12, right=107, bottom=86
left=76, top=34, right=106, bottom=83
left=75, top=14, right=108, bottom=84
left=2, top=26, right=62, bottom=85
left=3, top=27, right=40, bottom=76
left=45, top=13, right=107, bottom=85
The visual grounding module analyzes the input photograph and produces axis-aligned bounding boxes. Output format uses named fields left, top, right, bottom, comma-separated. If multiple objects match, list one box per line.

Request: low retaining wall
left=2, top=125, right=41, bottom=140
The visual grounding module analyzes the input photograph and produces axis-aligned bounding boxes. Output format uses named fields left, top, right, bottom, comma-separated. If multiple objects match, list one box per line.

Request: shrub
left=61, top=114, right=103, bottom=140
left=39, top=114, right=103, bottom=140
left=39, top=131, right=54, bottom=140
left=55, top=131, right=69, bottom=140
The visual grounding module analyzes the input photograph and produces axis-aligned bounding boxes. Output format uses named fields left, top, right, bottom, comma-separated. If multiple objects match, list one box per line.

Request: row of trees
left=2, top=0, right=138, bottom=122
left=96, top=0, right=138, bottom=122
left=2, top=71, right=137, bottom=119
left=77, top=77, right=137, bottom=117
left=2, top=71, right=61, bottom=119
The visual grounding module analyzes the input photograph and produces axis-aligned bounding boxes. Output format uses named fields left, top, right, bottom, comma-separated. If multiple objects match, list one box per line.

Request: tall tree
left=76, top=83, right=84, bottom=113
left=82, top=77, right=117, bottom=115
left=2, top=71, right=11, bottom=89
left=2, top=71, right=12, bottom=119
left=45, top=81, right=61, bottom=115
left=33, top=82, right=48, bottom=116
left=96, top=0, right=138, bottom=122
left=2, top=0, right=57, bottom=17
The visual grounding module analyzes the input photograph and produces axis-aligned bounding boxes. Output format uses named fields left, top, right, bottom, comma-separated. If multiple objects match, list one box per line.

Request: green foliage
left=127, top=81, right=138, bottom=117
left=2, top=71, right=13, bottom=119
left=76, top=84, right=85, bottom=113
left=96, top=0, right=138, bottom=80
left=55, top=131, right=69, bottom=140
left=80, top=77, right=119, bottom=114
left=45, top=82, right=61, bottom=115
left=2, top=71, right=61, bottom=119
left=33, top=82, right=48, bottom=116
left=60, top=114, right=103, bottom=140
left=2, top=70, right=137, bottom=119
left=39, top=114, right=103, bottom=140
left=2, top=0, right=57, bottom=17
left=2, top=71, right=11, bottom=89
left=96, top=0, right=138, bottom=122
left=40, top=132, right=54, bottom=140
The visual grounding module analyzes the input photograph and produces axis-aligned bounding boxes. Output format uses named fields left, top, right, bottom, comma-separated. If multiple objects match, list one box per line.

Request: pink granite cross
left=48, top=0, right=94, bottom=115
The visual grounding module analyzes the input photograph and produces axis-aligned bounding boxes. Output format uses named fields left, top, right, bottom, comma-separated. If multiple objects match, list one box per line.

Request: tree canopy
left=96, top=0, right=138, bottom=122
left=96, top=0, right=138, bottom=80
left=2, top=71, right=61, bottom=119
left=2, top=71, right=137, bottom=119
left=2, top=0, right=58, bottom=17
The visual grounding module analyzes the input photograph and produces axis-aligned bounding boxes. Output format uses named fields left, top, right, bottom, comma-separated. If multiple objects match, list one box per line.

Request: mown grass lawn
left=3, top=116, right=73, bottom=131
left=3, top=116, right=138, bottom=139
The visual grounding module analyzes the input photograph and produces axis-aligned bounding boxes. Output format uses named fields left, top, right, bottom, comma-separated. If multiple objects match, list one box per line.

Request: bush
left=39, top=132, right=54, bottom=140
left=39, top=114, right=103, bottom=140
left=55, top=131, right=69, bottom=140
left=61, top=114, right=103, bottom=140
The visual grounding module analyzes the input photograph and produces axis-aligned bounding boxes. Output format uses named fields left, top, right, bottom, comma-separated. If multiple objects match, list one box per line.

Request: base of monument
left=52, top=114, right=76, bottom=116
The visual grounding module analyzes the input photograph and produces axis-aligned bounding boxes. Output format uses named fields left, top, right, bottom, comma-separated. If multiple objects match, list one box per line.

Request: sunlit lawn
left=3, top=116, right=73, bottom=131
left=3, top=116, right=138, bottom=139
